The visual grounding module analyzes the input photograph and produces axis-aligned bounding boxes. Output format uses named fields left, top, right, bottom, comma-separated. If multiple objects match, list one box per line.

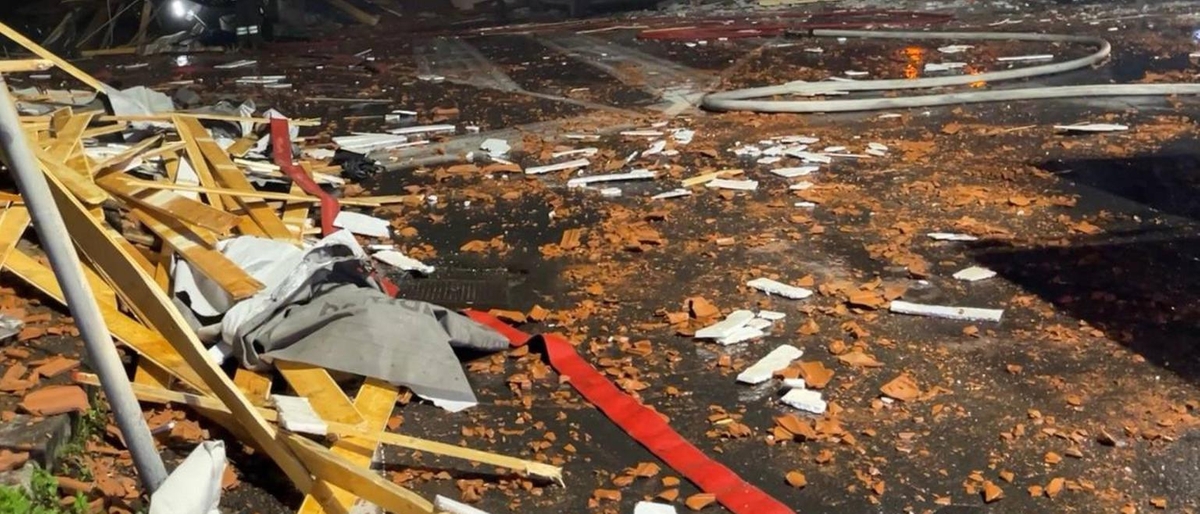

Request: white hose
left=702, top=29, right=1200, bottom=113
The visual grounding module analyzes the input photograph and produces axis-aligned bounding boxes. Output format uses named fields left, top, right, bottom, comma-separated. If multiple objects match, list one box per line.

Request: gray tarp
left=213, top=231, right=509, bottom=412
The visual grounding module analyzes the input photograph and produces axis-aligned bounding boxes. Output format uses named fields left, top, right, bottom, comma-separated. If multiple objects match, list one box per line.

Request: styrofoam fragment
left=567, top=169, right=655, bottom=188
left=928, top=232, right=979, bottom=241
left=333, top=211, right=391, bottom=238
left=707, top=178, right=758, bottom=191
left=804, top=47, right=824, bottom=53
left=890, top=300, right=1004, bottom=322
left=784, top=150, right=832, bottom=164
left=997, top=54, right=1054, bottom=62
left=746, top=318, right=774, bottom=331
left=822, top=146, right=846, bottom=153
left=779, top=136, right=819, bottom=144
left=953, top=266, right=997, bottom=282
left=757, top=156, right=782, bottom=165
left=737, top=345, right=803, bottom=384
left=214, top=59, right=257, bottom=69
left=643, top=140, right=667, bottom=156
left=782, top=378, right=807, bottom=389
left=552, top=147, right=599, bottom=158
left=434, top=495, right=492, bottom=514
left=924, top=62, right=967, bottom=72
left=480, top=138, right=510, bottom=157
left=652, top=188, right=692, bottom=200
left=747, top=278, right=813, bottom=300
left=938, top=44, right=974, bottom=54
left=844, top=70, right=869, bottom=77
left=789, top=181, right=814, bottom=191
left=273, top=396, right=329, bottom=435
left=526, top=158, right=589, bottom=175
left=868, top=142, right=889, bottom=152
left=761, top=145, right=787, bottom=156
left=1053, top=123, right=1128, bottom=132
left=758, top=310, right=786, bottom=321
left=877, top=113, right=902, bottom=119
left=621, top=130, right=664, bottom=137
left=717, top=326, right=765, bottom=346
left=866, top=148, right=888, bottom=157
left=373, top=250, right=435, bottom=275
left=671, top=129, right=695, bottom=144
left=695, top=310, right=755, bottom=339
left=599, top=188, right=622, bottom=197
left=388, top=124, right=456, bottom=136
left=771, top=166, right=818, bottom=178
left=781, top=388, right=827, bottom=414
left=634, top=501, right=678, bottom=514
left=795, top=201, right=817, bottom=208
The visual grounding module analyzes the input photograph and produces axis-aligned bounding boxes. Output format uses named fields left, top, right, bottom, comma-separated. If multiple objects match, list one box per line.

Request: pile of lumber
left=0, top=21, right=558, bottom=514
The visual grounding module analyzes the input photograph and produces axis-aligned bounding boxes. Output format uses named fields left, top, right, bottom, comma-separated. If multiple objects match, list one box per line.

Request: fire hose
left=701, top=29, right=1200, bottom=113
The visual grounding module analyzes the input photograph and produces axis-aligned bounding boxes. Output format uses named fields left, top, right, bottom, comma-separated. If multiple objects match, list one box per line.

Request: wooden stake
left=0, top=59, right=54, bottom=73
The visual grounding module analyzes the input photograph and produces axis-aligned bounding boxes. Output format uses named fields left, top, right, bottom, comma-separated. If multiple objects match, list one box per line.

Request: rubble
left=736, top=345, right=802, bottom=384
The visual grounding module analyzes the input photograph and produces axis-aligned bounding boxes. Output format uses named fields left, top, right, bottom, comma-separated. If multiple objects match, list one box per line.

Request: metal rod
left=0, top=77, right=168, bottom=491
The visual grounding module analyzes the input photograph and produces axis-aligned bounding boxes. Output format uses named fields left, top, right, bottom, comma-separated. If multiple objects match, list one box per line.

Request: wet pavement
left=23, top=0, right=1200, bottom=512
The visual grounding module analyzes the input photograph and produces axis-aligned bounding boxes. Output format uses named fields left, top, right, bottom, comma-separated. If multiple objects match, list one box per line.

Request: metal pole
left=0, top=77, right=168, bottom=491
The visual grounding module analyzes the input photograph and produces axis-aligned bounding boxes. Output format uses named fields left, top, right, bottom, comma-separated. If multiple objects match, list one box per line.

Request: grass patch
left=0, top=466, right=88, bottom=514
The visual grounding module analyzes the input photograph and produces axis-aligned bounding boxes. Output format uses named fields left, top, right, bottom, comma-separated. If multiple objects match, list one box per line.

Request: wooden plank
left=152, top=249, right=171, bottom=292
left=35, top=147, right=108, bottom=205
left=275, top=360, right=365, bottom=426
left=298, top=378, right=399, bottom=514
left=0, top=206, right=31, bottom=268
left=225, top=137, right=258, bottom=159
left=40, top=164, right=314, bottom=490
left=285, top=435, right=433, bottom=514
left=103, top=114, right=321, bottom=126
left=94, top=135, right=162, bottom=174
left=80, top=122, right=128, bottom=140
left=79, top=375, right=562, bottom=481
left=130, top=208, right=263, bottom=301
left=133, top=361, right=174, bottom=389
left=0, top=21, right=109, bottom=91
left=234, top=369, right=274, bottom=407
left=79, top=46, right=138, bottom=57
left=98, top=174, right=241, bottom=234
left=282, top=182, right=310, bottom=242
left=0, top=59, right=54, bottom=73
left=48, top=111, right=97, bottom=161
left=4, top=250, right=209, bottom=393
left=109, top=180, right=416, bottom=207
left=139, top=141, right=186, bottom=163
left=175, top=116, right=292, bottom=239
left=173, top=117, right=268, bottom=237
left=80, top=260, right=119, bottom=308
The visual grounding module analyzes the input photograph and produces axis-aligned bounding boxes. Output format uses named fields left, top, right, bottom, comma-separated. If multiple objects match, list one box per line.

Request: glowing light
left=174, top=55, right=190, bottom=67
left=171, top=0, right=186, bottom=18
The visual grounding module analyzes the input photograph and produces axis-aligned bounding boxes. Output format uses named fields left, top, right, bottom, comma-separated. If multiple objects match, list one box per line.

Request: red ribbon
left=269, top=118, right=340, bottom=237
left=464, top=310, right=795, bottom=514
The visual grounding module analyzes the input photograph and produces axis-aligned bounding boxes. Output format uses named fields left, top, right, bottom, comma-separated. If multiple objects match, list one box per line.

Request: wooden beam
left=285, top=435, right=433, bottom=514
left=79, top=46, right=138, bottom=57
left=80, top=122, right=129, bottom=140
left=298, top=378, right=398, bottom=514
left=275, top=360, right=365, bottom=426
left=0, top=206, right=31, bottom=268
left=48, top=111, right=97, bottom=164
left=176, top=116, right=292, bottom=239
left=0, top=21, right=109, bottom=91
left=129, top=208, right=263, bottom=301
left=138, top=141, right=186, bottom=163
left=5, top=250, right=209, bottom=393
left=98, top=174, right=241, bottom=234
left=234, top=369, right=274, bottom=407
left=0, top=59, right=54, bottom=73
left=175, top=116, right=287, bottom=238
left=282, top=183, right=310, bottom=242
left=102, top=114, right=321, bottom=127
left=35, top=149, right=108, bottom=205
left=79, top=375, right=563, bottom=481
left=40, top=167, right=314, bottom=490
left=133, top=361, right=174, bottom=389
left=109, top=180, right=417, bottom=207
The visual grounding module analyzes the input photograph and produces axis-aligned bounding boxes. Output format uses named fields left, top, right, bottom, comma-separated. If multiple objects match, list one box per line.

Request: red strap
left=464, top=310, right=795, bottom=514
left=270, top=118, right=340, bottom=237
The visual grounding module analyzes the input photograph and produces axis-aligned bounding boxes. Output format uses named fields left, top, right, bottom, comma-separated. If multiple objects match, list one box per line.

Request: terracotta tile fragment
left=20, top=385, right=88, bottom=416
left=685, top=493, right=716, bottom=511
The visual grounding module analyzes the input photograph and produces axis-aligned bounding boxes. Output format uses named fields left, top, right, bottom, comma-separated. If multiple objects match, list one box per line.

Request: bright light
left=171, top=0, right=186, bottom=18
left=174, top=55, right=190, bottom=67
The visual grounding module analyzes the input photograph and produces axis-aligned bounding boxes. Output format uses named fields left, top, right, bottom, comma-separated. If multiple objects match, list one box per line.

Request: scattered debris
left=526, top=158, right=589, bottom=175
left=706, top=178, right=758, bottom=191
left=1053, top=123, right=1129, bottom=132
left=780, top=388, right=827, bottom=414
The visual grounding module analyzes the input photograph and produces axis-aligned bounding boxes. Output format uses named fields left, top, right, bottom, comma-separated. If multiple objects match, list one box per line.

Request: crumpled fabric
left=211, top=231, right=509, bottom=411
